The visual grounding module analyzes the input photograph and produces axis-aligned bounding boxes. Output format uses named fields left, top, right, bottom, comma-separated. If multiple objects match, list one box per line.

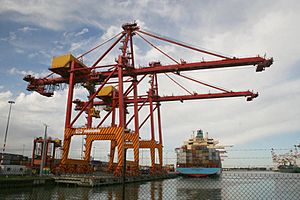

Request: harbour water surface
left=0, top=171, right=299, bottom=199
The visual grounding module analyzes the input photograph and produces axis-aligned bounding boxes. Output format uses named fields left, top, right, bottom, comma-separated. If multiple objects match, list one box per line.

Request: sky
left=0, top=0, right=299, bottom=168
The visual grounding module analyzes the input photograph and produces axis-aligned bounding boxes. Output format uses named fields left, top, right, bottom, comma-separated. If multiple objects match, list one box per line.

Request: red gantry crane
left=31, top=136, right=62, bottom=173
left=24, top=22, right=273, bottom=175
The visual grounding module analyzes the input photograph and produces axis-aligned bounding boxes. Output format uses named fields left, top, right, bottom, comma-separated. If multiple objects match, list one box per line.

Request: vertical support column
left=149, top=92, right=155, bottom=140
left=86, top=87, right=95, bottom=128
left=118, top=56, right=124, bottom=128
left=61, top=132, right=71, bottom=165
left=156, top=104, right=163, bottom=144
left=52, top=142, right=56, bottom=169
left=108, top=140, right=117, bottom=170
left=155, top=74, right=163, bottom=168
left=45, top=140, right=49, bottom=167
left=111, top=92, right=116, bottom=127
left=157, top=104, right=163, bottom=169
left=65, top=61, right=76, bottom=128
left=110, top=93, right=117, bottom=171
left=130, top=33, right=139, bottom=173
left=116, top=137, right=124, bottom=176
left=61, top=61, right=75, bottom=165
left=117, top=31, right=130, bottom=177
left=31, top=140, right=36, bottom=167
left=116, top=55, right=125, bottom=175
left=84, top=138, right=92, bottom=161
left=149, top=75, right=156, bottom=172
left=83, top=89, right=94, bottom=161
left=133, top=77, right=140, bottom=171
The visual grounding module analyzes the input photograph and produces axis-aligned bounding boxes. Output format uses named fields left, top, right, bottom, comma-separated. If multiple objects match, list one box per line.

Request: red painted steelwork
left=23, top=22, right=272, bottom=175
left=89, top=91, right=258, bottom=107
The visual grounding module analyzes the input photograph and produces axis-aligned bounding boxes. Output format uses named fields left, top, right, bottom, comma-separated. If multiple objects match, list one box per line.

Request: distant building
left=0, top=153, right=30, bottom=166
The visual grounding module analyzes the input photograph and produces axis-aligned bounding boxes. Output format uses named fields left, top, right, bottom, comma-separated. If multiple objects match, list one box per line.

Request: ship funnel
left=196, top=130, right=203, bottom=138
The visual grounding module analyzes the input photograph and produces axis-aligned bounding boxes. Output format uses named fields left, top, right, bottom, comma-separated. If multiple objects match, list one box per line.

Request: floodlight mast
left=23, top=22, right=273, bottom=175
left=1, top=100, right=15, bottom=165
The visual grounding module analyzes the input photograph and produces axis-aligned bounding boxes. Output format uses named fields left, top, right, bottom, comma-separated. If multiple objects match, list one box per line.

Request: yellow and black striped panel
left=108, top=141, right=117, bottom=170
left=61, top=127, right=122, bottom=165
left=61, top=128, right=75, bottom=164
left=71, top=127, right=123, bottom=136
left=132, top=133, right=139, bottom=166
left=115, top=129, right=124, bottom=175
left=64, top=128, right=75, bottom=138
left=84, top=138, right=92, bottom=161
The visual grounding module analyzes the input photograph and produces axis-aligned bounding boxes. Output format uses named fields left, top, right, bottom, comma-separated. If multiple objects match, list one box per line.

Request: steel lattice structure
left=24, top=22, right=273, bottom=175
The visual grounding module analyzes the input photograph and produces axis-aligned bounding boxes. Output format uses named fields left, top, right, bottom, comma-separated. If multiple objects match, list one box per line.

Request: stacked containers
left=0, top=153, right=29, bottom=165
left=176, top=130, right=223, bottom=168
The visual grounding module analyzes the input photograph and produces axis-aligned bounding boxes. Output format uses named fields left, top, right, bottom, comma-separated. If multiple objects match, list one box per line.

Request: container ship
left=271, top=144, right=300, bottom=173
left=175, top=129, right=226, bottom=177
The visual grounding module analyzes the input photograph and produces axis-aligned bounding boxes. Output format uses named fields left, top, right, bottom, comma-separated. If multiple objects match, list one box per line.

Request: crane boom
left=87, top=91, right=258, bottom=108
left=24, top=56, right=272, bottom=97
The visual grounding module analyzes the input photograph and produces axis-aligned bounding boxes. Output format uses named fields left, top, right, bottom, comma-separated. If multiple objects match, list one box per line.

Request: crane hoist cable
left=77, top=32, right=123, bottom=59
left=164, top=73, right=193, bottom=95
left=136, top=32, right=180, bottom=65
left=138, top=29, right=231, bottom=59
left=173, top=72, right=230, bottom=93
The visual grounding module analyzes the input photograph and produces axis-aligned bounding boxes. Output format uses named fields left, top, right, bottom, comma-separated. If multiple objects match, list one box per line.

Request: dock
left=0, top=176, right=54, bottom=189
left=53, top=173, right=177, bottom=187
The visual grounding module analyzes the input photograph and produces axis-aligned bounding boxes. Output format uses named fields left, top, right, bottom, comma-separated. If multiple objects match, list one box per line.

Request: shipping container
left=0, top=165, right=28, bottom=175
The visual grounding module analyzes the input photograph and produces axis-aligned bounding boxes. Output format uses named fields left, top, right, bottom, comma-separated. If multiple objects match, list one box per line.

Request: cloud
left=18, top=26, right=38, bottom=33
left=0, top=91, right=63, bottom=152
left=63, top=28, right=89, bottom=39
left=75, top=28, right=89, bottom=37
left=0, top=90, right=13, bottom=103
left=0, top=31, right=17, bottom=42
left=0, top=1, right=71, bottom=30
left=1, top=30, right=48, bottom=57
left=161, top=75, right=300, bottom=147
left=0, top=1, right=121, bottom=30
left=0, top=88, right=93, bottom=157
left=69, top=42, right=83, bottom=52
left=7, top=67, right=49, bottom=78
left=0, top=0, right=192, bottom=31
left=100, top=25, right=122, bottom=40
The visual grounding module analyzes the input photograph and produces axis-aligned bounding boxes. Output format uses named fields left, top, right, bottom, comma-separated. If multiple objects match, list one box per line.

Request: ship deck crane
left=24, top=22, right=273, bottom=175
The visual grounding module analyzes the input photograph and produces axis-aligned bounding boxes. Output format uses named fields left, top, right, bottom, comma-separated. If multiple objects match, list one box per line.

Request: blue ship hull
left=176, top=167, right=221, bottom=177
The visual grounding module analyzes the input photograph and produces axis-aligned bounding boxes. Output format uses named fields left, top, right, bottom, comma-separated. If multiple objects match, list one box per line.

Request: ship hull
left=176, top=167, right=221, bottom=177
left=278, top=166, right=300, bottom=173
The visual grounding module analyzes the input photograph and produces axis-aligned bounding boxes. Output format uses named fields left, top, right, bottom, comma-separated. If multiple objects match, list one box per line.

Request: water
left=0, top=171, right=299, bottom=199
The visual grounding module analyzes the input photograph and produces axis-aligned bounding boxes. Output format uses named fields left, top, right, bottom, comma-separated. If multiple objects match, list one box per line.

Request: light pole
left=22, top=144, right=25, bottom=156
left=40, top=124, right=48, bottom=176
left=1, top=100, right=15, bottom=165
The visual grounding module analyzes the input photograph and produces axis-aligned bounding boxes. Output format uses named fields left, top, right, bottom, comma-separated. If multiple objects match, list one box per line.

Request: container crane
left=31, top=136, right=62, bottom=173
left=24, top=22, right=273, bottom=175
